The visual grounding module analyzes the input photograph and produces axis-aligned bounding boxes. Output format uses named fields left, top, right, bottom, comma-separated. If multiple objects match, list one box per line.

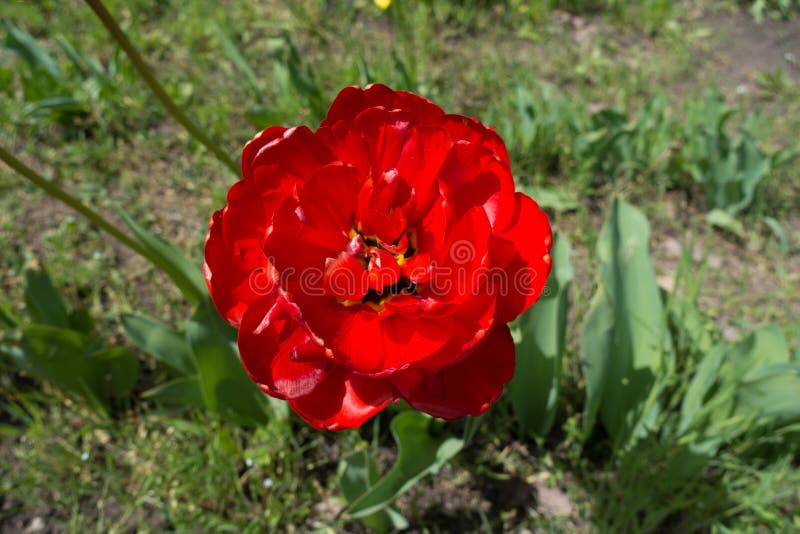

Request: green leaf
left=24, top=265, right=69, bottom=328
left=707, top=209, right=745, bottom=238
left=23, top=96, right=88, bottom=119
left=679, top=342, right=728, bottom=435
left=509, top=233, right=572, bottom=437
left=581, top=198, right=673, bottom=447
left=519, top=186, right=579, bottom=213
left=721, top=324, right=791, bottom=383
left=187, top=299, right=269, bottom=425
left=339, top=450, right=408, bottom=533
left=3, top=19, right=61, bottom=79
left=735, top=363, right=800, bottom=428
left=68, top=307, right=95, bottom=335
left=213, top=24, right=261, bottom=100
left=0, top=302, right=18, bottom=328
left=142, top=376, right=205, bottom=409
left=54, top=35, right=87, bottom=76
left=347, top=411, right=464, bottom=518
left=118, top=210, right=206, bottom=305
left=14, top=325, right=109, bottom=415
left=121, top=314, right=196, bottom=375
left=679, top=324, right=793, bottom=444
left=763, top=216, right=789, bottom=254
left=90, top=347, right=140, bottom=403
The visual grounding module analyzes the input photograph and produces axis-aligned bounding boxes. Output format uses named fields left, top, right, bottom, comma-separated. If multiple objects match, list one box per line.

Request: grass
left=2, top=0, right=800, bottom=531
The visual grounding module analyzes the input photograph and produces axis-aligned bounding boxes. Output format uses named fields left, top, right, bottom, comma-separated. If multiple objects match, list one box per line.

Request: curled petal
left=204, top=180, right=285, bottom=327
left=428, top=206, right=492, bottom=303
left=324, top=252, right=370, bottom=302
left=438, top=142, right=515, bottom=230
left=432, top=114, right=510, bottom=168
left=289, top=367, right=396, bottom=431
left=248, top=126, right=334, bottom=186
left=321, top=83, right=444, bottom=128
left=241, top=125, right=287, bottom=180
left=392, top=325, right=515, bottom=420
left=238, top=298, right=328, bottom=400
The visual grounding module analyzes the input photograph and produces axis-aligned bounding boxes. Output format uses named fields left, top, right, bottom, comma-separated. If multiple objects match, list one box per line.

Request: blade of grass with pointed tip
left=3, top=19, right=61, bottom=79
left=213, top=24, right=261, bottom=100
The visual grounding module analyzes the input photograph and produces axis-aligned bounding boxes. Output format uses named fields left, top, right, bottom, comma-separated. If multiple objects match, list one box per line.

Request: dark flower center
left=361, top=277, right=417, bottom=304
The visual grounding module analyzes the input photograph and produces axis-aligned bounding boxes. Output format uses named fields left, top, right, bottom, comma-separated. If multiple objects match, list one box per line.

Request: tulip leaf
left=339, top=450, right=408, bottom=533
left=68, top=307, right=95, bottom=335
left=581, top=198, right=674, bottom=447
left=9, top=325, right=142, bottom=415
left=90, top=347, right=140, bottom=403
left=734, top=363, right=800, bottom=428
left=122, top=313, right=196, bottom=375
left=23, top=265, right=69, bottom=328
left=118, top=210, right=206, bottom=305
left=346, top=411, right=464, bottom=519
left=509, top=233, right=572, bottom=437
left=187, top=298, right=269, bottom=425
left=13, top=325, right=106, bottom=413
left=142, top=376, right=205, bottom=409
left=680, top=325, right=795, bottom=445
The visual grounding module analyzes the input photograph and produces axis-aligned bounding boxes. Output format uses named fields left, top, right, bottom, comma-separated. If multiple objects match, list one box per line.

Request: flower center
left=323, top=224, right=423, bottom=310
left=362, top=276, right=418, bottom=305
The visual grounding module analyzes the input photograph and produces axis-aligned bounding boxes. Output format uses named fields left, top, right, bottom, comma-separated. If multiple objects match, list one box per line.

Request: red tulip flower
left=204, top=84, right=552, bottom=430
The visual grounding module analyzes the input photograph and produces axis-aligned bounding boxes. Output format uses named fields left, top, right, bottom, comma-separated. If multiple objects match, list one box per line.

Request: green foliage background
left=1, top=0, right=799, bottom=531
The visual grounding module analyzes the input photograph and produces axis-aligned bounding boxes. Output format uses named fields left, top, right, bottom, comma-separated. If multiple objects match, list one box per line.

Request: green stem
left=83, top=0, right=240, bottom=177
left=0, top=145, right=169, bottom=278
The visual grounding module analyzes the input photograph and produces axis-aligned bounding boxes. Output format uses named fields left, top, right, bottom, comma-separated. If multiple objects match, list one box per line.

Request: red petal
left=368, top=248, right=401, bottom=292
left=438, top=142, right=515, bottom=230
left=321, top=84, right=444, bottom=128
left=238, top=298, right=328, bottom=400
left=432, top=114, right=510, bottom=167
left=356, top=171, right=408, bottom=245
left=324, top=252, right=370, bottom=302
left=299, top=301, right=450, bottom=375
left=354, top=107, right=415, bottom=174
left=248, top=126, right=334, bottom=186
left=241, top=126, right=288, bottom=179
left=262, top=199, right=335, bottom=299
left=492, top=193, right=553, bottom=323
left=289, top=367, right=396, bottom=431
left=297, top=163, right=362, bottom=251
left=204, top=179, right=287, bottom=327
left=396, top=126, right=454, bottom=221
left=392, top=325, right=515, bottom=420
left=427, top=206, right=492, bottom=303
left=412, top=187, right=453, bottom=257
